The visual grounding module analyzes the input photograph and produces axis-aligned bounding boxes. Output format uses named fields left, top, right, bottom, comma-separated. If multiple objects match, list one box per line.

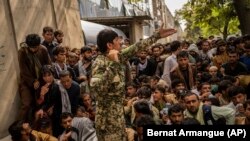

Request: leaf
left=176, top=0, right=239, bottom=40
left=211, top=8, right=219, bottom=17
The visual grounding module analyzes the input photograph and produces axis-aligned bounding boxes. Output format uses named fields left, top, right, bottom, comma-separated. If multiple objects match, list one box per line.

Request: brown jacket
left=171, top=64, right=196, bottom=90
left=18, top=45, right=51, bottom=87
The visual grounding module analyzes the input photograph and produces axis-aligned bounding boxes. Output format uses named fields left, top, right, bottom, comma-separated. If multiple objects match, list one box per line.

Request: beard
left=188, top=107, right=199, bottom=115
left=84, top=56, right=92, bottom=62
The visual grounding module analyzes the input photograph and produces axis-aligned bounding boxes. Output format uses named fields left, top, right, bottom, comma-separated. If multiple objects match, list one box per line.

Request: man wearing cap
left=18, top=34, right=51, bottom=120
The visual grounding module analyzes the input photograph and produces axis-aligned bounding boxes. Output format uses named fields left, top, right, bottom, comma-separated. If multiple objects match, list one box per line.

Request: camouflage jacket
left=90, top=32, right=161, bottom=97
left=90, top=32, right=161, bottom=141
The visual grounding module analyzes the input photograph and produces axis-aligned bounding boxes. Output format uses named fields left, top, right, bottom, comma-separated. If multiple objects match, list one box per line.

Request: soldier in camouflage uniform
left=90, top=24, right=176, bottom=141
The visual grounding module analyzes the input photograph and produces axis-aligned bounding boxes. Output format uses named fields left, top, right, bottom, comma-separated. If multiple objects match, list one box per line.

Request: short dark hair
left=181, top=40, right=190, bottom=46
left=222, top=75, right=236, bottom=83
left=243, top=34, right=250, bottom=42
left=136, top=86, right=152, bottom=99
left=8, top=120, right=24, bottom=141
left=136, top=114, right=156, bottom=127
left=177, top=51, right=189, bottom=59
left=170, top=41, right=181, bottom=52
left=209, top=97, right=220, bottom=106
left=233, top=37, right=244, bottom=46
left=171, top=79, right=185, bottom=89
left=153, top=84, right=166, bottom=94
left=151, top=43, right=162, bottom=51
left=54, top=29, right=63, bottom=37
left=198, top=82, right=211, bottom=91
left=82, top=93, right=92, bottom=100
left=216, top=39, right=226, bottom=47
left=245, top=43, right=250, bottom=49
left=97, top=29, right=118, bottom=53
left=134, top=100, right=152, bottom=116
left=80, top=46, right=92, bottom=54
left=41, top=65, right=55, bottom=76
left=177, top=89, right=190, bottom=99
left=60, top=112, right=73, bottom=123
left=138, top=75, right=150, bottom=85
left=228, top=86, right=245, bottom=98
left=199, top=72, right=212, bottom=83
left=59, top=70, right=71, bottom=78
left=181, top=118, right=200, bottom=125
left=227, top=49, right=238, bottom=55
left=168, top=104, right=184, bottom=116
left=25, top=34, right=41, bottom=47
left=218, top=80, right=233, bottom=93
left=201, top=39, right=210, bottom=46
left=77, top=106, right=86, bottom=113
left=43, top=26, right=53, bottom=34
left=52, top=46, right=66, bottom=56
left=126, top=82, right=138, bottom=89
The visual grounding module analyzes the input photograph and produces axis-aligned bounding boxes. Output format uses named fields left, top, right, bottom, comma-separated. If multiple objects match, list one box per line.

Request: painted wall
left=0, top=0, right=83, bottom=140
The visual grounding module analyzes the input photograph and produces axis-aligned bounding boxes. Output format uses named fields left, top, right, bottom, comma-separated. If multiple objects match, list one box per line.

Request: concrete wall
left=0, top=0, right=83, bottom=140
left=130, top=20, right=143, bottom=42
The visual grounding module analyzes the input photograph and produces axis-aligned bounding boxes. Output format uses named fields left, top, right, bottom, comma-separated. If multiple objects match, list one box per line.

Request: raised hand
left=40, top=83, right=50, bottom=97
left=107, top=49, right=119, bottom=62
left=158, top=23, right=177, bottom=38
left=33, top=80, right=40, bottom=90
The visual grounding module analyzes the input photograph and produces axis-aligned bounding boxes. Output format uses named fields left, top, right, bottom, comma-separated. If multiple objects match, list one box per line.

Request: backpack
left=202, top=105, right=226, bottom=125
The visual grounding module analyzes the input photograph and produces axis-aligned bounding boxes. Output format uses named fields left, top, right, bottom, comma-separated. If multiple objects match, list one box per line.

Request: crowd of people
left=7, top=24, right=250, bottom=141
